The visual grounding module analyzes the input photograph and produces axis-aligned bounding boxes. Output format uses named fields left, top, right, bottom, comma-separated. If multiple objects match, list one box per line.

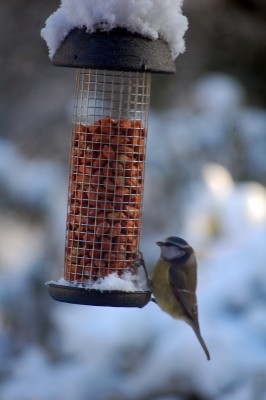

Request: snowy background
left=1, top=1, right=266, bottom=399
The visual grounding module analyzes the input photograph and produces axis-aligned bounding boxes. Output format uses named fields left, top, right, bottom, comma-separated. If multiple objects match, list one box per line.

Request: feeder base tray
left=48, top=283, right=151, bottom=308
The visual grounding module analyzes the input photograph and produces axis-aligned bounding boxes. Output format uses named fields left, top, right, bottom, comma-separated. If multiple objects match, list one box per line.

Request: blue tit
left=151, top=236, right=210, bottom=361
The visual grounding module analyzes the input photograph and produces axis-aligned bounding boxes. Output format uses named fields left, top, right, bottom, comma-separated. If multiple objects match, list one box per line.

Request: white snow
left=41, top=0, right=188, bottom=60
left=48, top=271, right=149, bottom=292
left=89, top=270, right=148, bottom=291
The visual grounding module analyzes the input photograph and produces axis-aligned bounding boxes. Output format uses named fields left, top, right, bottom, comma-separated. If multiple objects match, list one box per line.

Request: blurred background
left=1, top=0, right=266, bottom=399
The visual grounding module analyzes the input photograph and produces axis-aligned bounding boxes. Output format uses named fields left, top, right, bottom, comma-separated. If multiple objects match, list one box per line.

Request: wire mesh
left=64, top=68, right=151, bottom=283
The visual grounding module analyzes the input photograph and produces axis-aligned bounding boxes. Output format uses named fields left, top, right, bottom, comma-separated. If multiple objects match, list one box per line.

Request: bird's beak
left=156, top=241, right=163, bottom=246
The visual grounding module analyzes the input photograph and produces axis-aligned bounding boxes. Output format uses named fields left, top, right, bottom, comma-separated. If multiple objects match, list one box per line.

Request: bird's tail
left=191, top=323, right=211, bottom=361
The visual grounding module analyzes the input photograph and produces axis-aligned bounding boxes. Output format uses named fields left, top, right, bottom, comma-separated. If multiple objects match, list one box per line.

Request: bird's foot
left=136, top=251, right=150, bottom=286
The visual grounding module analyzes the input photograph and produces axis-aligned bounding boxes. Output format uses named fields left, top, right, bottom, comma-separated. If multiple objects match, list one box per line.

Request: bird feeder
left=47, top=27, right=176, bottom=308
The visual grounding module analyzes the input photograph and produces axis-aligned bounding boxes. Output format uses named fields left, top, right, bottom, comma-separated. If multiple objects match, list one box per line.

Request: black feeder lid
left=52, top=27, right=176, bottom=74
left=48, top=283, right=152, bottom=308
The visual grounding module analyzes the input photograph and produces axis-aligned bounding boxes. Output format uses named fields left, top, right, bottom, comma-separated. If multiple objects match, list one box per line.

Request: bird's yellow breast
left=151, top=258, right=183, bottom=318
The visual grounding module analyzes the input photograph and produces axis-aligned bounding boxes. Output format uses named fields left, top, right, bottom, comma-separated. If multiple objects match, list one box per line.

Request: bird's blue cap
left=157, top=236, right=189, bottom=248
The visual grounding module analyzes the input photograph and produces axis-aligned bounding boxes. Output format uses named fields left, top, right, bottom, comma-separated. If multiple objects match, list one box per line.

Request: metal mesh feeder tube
left=67, top=69, right=149, bottom=278
left=47, top=29, right=175, bottom=307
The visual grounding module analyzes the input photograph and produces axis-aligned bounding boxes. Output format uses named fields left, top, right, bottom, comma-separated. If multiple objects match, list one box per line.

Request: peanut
left=96, top=221, right=110, bottom=236
left=88, top=124, right=101, bottom=134
left=113, top=176, right=124, bottom=186
left=103, top=178, right=115, bottom=192
left=109, top=222, right=122, bottom=237
left=102, top=163, right=114, bottom=178
left=101, top=237, right=112, bottom=251
left=78, top=165, right=92, bottom=175
left=102, top=145, right=115, bottom=160
left=76, top=174, right=90, bottom=184
left=94, top=259, right=107, bottom=268
left=103, top=252, right=117, bottom=261
left=111, top=135, right=130, bottom=145
left=101, top=117, right=117, bottom=127
left=92, top=155, right=105, bottom=168
left=118, top=154, right=133, bottom=163
left=119, top=119, right=133, bottom=129
left=89, top=248, right=102, bottom=259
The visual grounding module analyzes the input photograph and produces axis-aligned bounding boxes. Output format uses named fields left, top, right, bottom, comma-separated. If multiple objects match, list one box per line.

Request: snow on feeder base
left=46, top=28, right=176, bottom=307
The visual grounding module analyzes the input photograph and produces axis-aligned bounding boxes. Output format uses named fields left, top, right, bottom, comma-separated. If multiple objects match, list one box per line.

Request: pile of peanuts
left=65, top=117, right=146, bottom=282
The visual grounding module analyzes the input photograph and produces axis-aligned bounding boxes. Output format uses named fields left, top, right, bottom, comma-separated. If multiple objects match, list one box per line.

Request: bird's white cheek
left=162, top=245, right=185, bottom=260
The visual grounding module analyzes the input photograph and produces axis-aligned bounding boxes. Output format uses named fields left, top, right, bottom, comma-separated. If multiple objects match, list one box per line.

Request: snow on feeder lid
left=42, top=4, right=185, bottom=307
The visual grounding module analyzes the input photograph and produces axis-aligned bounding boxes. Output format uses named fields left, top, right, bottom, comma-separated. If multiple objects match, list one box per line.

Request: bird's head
left=156, top=236, right=194, bottom=262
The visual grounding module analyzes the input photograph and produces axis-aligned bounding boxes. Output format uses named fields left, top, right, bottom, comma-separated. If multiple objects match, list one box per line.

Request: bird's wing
left=168, top=265, right=199, bottom=324
left=168, top=264, right=211, bottom=361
